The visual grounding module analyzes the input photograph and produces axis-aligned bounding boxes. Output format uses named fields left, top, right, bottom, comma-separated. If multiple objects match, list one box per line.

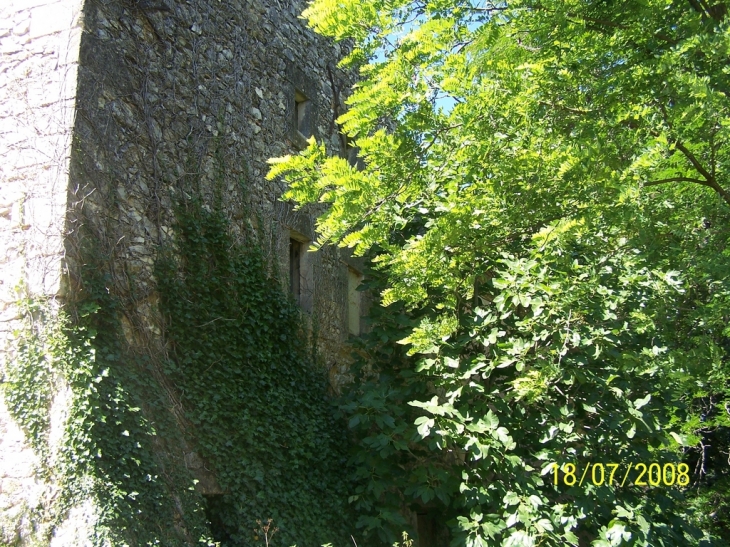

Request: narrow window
left=295, top=90, right=312, bottom=138
left=289, top=232, right=313, bottom=312
left=203, top=495, right=236, bottom=545
left=290, top=238, right=302, bottom=304
left=347, top=267, right=362, bottom=335
left=417, top=513, right=435, bottom=547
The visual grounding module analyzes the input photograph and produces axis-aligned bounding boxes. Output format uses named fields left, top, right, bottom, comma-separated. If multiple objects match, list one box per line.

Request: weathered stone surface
left=66, top=0, right=367, bottom=389
left=0, top=0, right=84, bottom=542
left=1, top=0, right=369, bottom=543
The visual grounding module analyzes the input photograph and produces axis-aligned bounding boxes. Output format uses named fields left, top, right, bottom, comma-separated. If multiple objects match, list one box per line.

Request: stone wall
left=2, top=0, right=367, bottom=543
left=68, top=0, right=361, bottom=390
left=0, top=0, right=87, bottom=543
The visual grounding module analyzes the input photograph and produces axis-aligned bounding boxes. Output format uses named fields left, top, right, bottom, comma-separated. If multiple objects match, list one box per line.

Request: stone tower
left=0, top=0, right=364, bottom=544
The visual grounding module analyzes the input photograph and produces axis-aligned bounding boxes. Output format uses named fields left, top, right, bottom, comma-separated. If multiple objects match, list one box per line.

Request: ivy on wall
left=4, top=280, right=212, bottom=546
left=155, top=199, right=354, bottom=547
left=3, top=179, right=355, bottom=546
left=3, top=296, right=57, bottom=467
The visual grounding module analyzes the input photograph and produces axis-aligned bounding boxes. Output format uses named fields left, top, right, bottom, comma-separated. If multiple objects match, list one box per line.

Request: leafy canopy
left=270, top=1, right=730, bottom=546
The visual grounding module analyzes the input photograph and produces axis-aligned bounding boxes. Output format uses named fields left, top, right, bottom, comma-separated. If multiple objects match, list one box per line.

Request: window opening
left=203, top=494, right=236, bottom=545
left=295, top=89, right=312, bottom=138
left=290, top=238, right=302, bottom=304
left=347, top=267, right=362, bottom=335
left=288, top=232, right=313, bottom=312
left=417, top=512, right=435, bottom=547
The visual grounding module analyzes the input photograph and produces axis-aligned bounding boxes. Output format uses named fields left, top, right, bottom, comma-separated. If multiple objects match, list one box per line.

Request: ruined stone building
left=0, top=0, right=367, bottom=544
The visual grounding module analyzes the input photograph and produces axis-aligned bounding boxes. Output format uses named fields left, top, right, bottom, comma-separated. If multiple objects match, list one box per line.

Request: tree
left=269, top=1, right=730, bottom=545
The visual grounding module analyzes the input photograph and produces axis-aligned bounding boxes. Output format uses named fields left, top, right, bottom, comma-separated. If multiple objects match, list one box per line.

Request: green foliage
left=4, top=196, right=358, bottom=546
left=4, top=288, right=212, bottom=546
left=3, top=295, right=57, bottom=465
left=270, top=0, right=730, bottom=545
left=155, top=200, right=354, bottom=547
left=337, top=230, right=720, bottom=546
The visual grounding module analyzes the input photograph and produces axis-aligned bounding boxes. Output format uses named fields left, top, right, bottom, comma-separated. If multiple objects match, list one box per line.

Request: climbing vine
left=3, top=295, right=57, bottom=468
left=4, top=277, right=213, bottom=546
left=4, top=196, right=357, bottom=546
left=3, top=122, right=357, bottom=546
left=155, top=198, right=354, bottom=547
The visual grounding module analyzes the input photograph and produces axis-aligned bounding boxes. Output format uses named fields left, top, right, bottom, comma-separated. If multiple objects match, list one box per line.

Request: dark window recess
left=295, top=90, right=312, bottom=138
left=416, top=512, right=449, bottom=547
left=347, top=267, right=362, bottom=335
left=203, top=494, right=237, bottom=546
left=417, top=513, right=436, bottom=547
left=290, top=238, right=302, bottom=303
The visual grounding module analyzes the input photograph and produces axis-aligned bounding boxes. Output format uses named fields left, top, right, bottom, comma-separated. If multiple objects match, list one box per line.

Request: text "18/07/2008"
left=548, top=462, right=690, bottom=488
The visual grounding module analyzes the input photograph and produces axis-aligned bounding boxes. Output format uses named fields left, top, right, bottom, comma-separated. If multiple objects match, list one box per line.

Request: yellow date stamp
left=549, top=462, right=690, bottom=487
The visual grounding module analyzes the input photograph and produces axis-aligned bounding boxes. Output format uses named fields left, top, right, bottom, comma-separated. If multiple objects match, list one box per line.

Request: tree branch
left=673, top=140, right=730, bottom=206
left=644, top=176, right=710, bottom=187
left=674, top=141, right=714, bottom=181
left=650, top=103, right=730, bottom=204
